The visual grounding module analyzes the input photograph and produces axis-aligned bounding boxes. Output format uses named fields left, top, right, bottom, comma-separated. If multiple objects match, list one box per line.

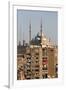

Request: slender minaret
left=39, top=17, right=43, bottom=78
left=40, top=17, right=42, bottom=46
left=29, top=19, right=31, bottom=45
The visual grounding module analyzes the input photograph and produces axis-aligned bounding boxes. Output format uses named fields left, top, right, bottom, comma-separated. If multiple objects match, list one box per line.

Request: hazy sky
left=17, top=9, right=58, bottom=45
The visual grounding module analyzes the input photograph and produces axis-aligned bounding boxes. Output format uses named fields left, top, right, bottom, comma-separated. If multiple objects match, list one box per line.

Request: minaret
left=39, top=17, right=43, bottom=78
left=29, top=19, right=31, bottom=45
left=40, top=17, right=42, bottom=46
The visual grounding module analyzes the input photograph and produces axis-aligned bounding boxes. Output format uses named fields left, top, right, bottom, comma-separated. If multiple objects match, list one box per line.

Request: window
left=22, top=55, right=24, bottom=58
left=36, top=57, right=38, bottom=59
left=35, top=60, right=39, bottom=63
left=27, top=53, right=31, bottom=55
left=26, top=77, right=31, bottom=79
left=35, top=69, right=39, bottom=71
left=35, top=65, right=39, bottom=68
left=42, top=67, right=47, bottom=70
left=42, top=74, right=48, bottom=78
left=35, top=53, right=39, bottom=55
left=35, top=77, right=39, bottom=79
left=27, top=69, right=31, bottom=72
left=27, top=57, right=31, bottom=59
left=45, top=74, right=48, bottom=78
left=51, top=49, right=54, bottom=51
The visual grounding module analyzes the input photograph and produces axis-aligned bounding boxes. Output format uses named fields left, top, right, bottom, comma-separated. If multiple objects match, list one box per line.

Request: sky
left=17, top=9, right=58, bottom=45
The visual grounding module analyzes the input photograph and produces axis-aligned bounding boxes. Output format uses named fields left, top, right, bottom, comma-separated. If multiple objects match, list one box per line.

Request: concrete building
left=17, top=20, right=58, bottom=80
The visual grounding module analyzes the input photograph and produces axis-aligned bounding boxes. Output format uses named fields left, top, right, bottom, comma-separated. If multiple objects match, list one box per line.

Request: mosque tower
left=40, top=17, right=43, bottom=46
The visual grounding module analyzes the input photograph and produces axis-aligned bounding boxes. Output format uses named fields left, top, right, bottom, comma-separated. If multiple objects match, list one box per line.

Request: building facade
left=17, top=20, right=58, bottom=80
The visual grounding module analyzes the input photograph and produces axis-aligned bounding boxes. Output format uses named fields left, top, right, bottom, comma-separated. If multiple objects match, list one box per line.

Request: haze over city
left=17, top=10, right=58, bottom=45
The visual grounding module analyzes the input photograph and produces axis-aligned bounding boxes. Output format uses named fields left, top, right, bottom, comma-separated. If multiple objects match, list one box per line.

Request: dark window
left=56, top=67, right=58, bottom=72
left=51, top=49, right=54, bottom=51
left=26, top=78, right=31, bottom=79
left=42, top=57, right=47, bottom=59
left=36, top=61, right=39, bottom=63
left=27, top=69, right=31, bottom=72
left=35, top=65, right=39, bottom=68
left=42, top=67, right=47, bottom=70
left=43, top=74, right=48, bottom=78
left=35, top=69, right=39, bottom=71
left=27, top=57, right=31, bottom=59
left=36, top=57, right=38, bottom=59
left=22, top=55, right=24, bottom=58
left=45, top=74, right=48, bottom=78
left=35, top=53, right=39, bottom=55
left=35, top=77, right=39, bottom=79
